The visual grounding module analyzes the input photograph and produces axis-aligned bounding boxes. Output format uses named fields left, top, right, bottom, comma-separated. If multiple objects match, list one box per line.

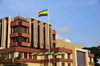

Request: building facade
left=0, top=16, right=95, bottom=66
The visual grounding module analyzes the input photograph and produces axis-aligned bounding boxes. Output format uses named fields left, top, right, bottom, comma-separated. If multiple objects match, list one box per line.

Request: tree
left=83, top=46, right=100, bottom=66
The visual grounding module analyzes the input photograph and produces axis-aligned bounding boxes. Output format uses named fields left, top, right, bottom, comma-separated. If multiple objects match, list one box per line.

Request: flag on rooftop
left=38, top=9, right=48, bottom=17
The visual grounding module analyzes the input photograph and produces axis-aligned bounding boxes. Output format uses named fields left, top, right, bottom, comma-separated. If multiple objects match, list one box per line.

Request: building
left=0, top=16, right=95, bottom=66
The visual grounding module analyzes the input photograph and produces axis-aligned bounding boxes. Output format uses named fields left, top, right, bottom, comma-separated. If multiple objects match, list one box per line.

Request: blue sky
left=0, top=0, right=100, bottom=47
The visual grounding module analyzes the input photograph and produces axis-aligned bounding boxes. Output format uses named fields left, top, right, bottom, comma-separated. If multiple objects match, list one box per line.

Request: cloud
left=56, top=27, right=71, bottom=39
left=56, top=26, right=71, bottom=38
left=56, top=34, right=63, bottom=39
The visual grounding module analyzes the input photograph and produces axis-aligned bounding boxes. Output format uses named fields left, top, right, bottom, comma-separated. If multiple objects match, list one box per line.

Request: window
left=11, top=37, right=18, bottom=42
left=90, top=57, right=92, bottom=62
left=24, top=53, right=27, bottom=58
left=13, top=27, right=18, bottom=33
left=29, top=53, right=32, bottom=59
left=53, top=55, right=57, bottom=59
left=62, top=62, right=65, bottom=66
left=68, top=53, right=70, bottom=59
left=62, top=55, right=64, bottom=58
left=31, top=23, right=34, bottom=48
left=49, top=29, right=51, bottom=48
left=68, top=63, right=70, bottom=66
left=6, top=22, right=8, bottom=48
left=17, top=52, right=22, bottom=59
left=11, top=52, right=14, bottom=59
left=77, top=51, right=85, bottom=66
left=53, top=43, right=56, bottom=48
left=33, top=55, right=37, bottom=59
left=20, top=27, right=29, bottom=33
left=43, top=27, right=46, bottom=49
left=53, top=34, right=55, bottom=40
left=37, top=25, right=40, bottom=48
left=55, top=63, right=57, bottom=66
left=44, top=55, right=48, bottom=59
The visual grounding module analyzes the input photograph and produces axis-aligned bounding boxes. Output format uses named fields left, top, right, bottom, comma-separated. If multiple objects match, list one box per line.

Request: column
left=33, top=20, right=38, bottom=48
left=21, top=52, right=24, bottom=59
left=27, top=53, right=29, bottom=59
left=39, top=22, right=44, bottom=49
left=45, top=23, right=49, bottom=49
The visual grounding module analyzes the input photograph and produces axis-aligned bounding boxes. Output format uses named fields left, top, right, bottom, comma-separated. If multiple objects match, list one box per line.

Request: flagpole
left=48, top=8, right=51, bottom=66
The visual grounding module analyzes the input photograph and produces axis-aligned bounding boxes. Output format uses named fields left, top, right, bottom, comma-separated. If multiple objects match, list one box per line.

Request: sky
left=0, top=0, right=100, bottom=47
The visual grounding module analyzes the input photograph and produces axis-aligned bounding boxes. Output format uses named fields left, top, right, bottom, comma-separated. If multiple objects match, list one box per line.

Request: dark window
left=24, top=53, right=27, bottom=58
left=19, top=37, right=29, bottom=42
left=68, top=63, right=70, bottom=66
left=55, top=63, right=57, bottom=66
left=29, top=53, right=32, bottom=59
left=62, top=55, right=64, bottom=58
left=77, top=51, right=85, bottom=66
left=11, top=52, right=14, bottom=59
left=13, top=27, right=18, bottom=33
left=6, top=22, right=8, bottom=48
left=53, top=55, right=57, bottom=59
left=68, top=53, right=70, bottom=59
left=49, top=29, right=51, bottom=48
left=53, top=43, right=56, bottom=48
left=44, top=55, right=48, bottom=59
left=11, top=27, right=13, bottom=34
left=90, top=57, right=92, bottom=62
left=62, top=62, right=65, bottom=66
left=11, top=37, right=18, bottom=42
left=33, top=55, right=37, bottom=59
left=37, top=25, right=40, bottom=48
left=43, top=27, right=45, bottom=49
left=20, top=27, right=29, bottom=33
left=31, top=23, right=34, bottom=48
left=53, top=34, right=56, bottom=40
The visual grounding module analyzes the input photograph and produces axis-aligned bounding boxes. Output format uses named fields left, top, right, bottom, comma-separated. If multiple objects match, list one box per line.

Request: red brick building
left=0, top=16, right=95, bottom=66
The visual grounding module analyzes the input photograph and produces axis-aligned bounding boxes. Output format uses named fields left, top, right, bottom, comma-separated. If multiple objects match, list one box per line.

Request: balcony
left=14, top=16, right=27, bottom=21
left=10, top=42, right=18, bottom=47
left=20, top=42, right=30, bottom=47
left=21, top=21, right=30, bottom=27
left=10, top=21, right=19, bottom=27
left=20, top=33, right=30, bottom=38
left=53, top=40, right=56, bottom=44
left=52, top=30, right=56, bottom=34
left=89, top=62, right=95, bottom=65
left=42, top=58, right=73, bottom=63
left=88, top=53, right=94, bottom=58
left=10, top=33, right=18, bottom=38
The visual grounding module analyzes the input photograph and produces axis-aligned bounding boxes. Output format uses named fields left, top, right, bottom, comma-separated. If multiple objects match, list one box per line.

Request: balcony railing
left=20, top=33, right=30, bottom=38
left=10, top=21, right=19, bottom=27
left=10, top=33, right=18, bottom=38
left=20, top=42, right=30, bottom=47
left=10, top=42, right=18, bottom=47
left=21, top=21, right=30, bottom=27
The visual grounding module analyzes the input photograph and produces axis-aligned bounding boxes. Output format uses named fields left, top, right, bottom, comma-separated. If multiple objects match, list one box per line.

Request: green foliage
left=83, top=46, right=100, bottom=66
